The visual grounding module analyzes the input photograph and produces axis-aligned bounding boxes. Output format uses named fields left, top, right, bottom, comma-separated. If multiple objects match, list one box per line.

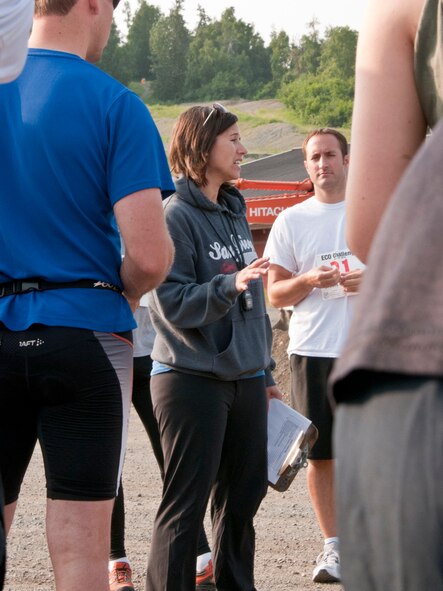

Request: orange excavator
left=235, top=178, right=315, bottom=256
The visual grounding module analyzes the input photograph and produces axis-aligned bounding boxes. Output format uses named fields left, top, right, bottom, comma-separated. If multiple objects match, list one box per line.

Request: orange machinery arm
left=235, top=178, right=313, bottom=193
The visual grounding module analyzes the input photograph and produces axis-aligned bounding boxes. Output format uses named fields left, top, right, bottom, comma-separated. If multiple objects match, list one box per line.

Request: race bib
left=314, top=249, right=362, bottom=300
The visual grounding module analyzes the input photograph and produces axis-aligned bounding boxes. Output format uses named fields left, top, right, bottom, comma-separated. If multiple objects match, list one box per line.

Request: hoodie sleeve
left=152, top=233, right=240, bottom=329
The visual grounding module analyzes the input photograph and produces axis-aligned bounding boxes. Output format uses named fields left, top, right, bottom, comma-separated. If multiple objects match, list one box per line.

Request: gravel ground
left=4, top=325, right=343, bottom=591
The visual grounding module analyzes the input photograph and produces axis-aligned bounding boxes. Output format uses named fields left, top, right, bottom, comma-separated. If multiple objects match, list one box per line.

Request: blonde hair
left=34, top=0, right=78, bottom=16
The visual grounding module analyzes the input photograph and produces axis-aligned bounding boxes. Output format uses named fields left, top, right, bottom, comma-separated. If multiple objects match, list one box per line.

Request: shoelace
left=113, top=565, right=131, bottom=583
left=319, top=548, right=339, bottom=565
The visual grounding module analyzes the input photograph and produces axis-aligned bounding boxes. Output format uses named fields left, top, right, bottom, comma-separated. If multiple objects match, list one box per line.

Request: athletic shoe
left=109, top=561, right=135, bottom=591
left=312, top=546, right=341, bottom=583
left=196, top=558, right=216, bottom=589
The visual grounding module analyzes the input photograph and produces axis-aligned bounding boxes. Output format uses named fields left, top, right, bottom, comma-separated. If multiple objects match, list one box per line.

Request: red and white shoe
left=109, top=561, right=135, bottom=591
left=196, top=558, right=216, bottom=589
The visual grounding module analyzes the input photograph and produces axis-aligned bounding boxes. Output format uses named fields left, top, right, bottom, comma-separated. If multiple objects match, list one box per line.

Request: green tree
left=318, top=26, right=358, bottom=79
left=184, top=7, right=271, bottom=100
left=280, top=73, right=354, bottom=127
left=122, top=0, right=132, bottom=29
left=125, top=1, right=161, bottom=82
left=97, top=20, right=129, bottom=85
left=280, top=24, right=357, bottom=127
left=195, top=4, right=210, bottom=28
left=149, top=0, right=190, bottom=102
left=266, top=30, right=292, bottom=95
left=290, top=19, right=322, bottom=78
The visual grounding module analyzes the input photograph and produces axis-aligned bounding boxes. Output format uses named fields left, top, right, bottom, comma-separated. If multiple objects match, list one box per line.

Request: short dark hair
left=302, top=128, right=348, bottom=159
left=169, top=105, right=238, bottom=187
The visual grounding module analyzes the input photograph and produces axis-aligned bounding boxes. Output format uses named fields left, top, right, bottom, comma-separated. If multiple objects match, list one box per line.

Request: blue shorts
left=0, top=325, right=133, bottom=502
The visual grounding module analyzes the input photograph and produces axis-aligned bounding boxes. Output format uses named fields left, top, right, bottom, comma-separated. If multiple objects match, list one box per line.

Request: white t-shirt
left=0, top=0, right=33, bottom=83
left=133, top=305, right=156, bottom=358
left=264, top=197, right=362, bottom=358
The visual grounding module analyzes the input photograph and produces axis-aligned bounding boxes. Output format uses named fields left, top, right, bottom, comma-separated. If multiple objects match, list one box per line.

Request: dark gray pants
left=334, top=373, right=443, bottom=591
left=146, top=371, right=268, bottom=591
left=110, top=356, right=210, bottom=560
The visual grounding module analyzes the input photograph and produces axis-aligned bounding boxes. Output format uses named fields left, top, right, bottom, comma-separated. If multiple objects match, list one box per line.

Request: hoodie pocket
left=212, top=315, right=272, bottom=381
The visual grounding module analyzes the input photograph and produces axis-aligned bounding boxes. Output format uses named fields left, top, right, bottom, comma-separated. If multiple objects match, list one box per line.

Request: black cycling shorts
left=0, top=325, right=133, bottom=502
left=290, top=354, right=335, bottom=460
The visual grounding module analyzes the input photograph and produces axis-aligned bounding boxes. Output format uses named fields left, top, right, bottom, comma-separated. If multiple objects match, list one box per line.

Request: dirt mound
left=242, top=123, right=305, bottom=158
left=154, top=99, right=304, bottom=161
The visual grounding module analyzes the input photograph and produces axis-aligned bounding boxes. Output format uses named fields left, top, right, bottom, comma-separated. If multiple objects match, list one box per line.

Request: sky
left=114, top=0, right=369, bottom=44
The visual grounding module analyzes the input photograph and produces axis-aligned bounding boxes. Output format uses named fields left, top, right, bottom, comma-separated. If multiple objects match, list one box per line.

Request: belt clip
left=19, top=280, right=41, bottom=294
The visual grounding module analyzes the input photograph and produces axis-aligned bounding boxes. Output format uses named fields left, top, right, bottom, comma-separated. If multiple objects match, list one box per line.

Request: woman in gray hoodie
left=146, top=104, right=281, bottom=591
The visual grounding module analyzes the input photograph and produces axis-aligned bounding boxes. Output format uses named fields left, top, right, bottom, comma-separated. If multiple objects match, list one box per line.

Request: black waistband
left=0, top=279, right=122, bottom=298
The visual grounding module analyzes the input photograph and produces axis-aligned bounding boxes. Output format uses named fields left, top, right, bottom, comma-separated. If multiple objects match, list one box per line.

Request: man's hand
left=306, top=265, right=341, bottom=289
left=268, top=263, right=341, bottom=308
left=339, top=268, right=364, bottom=293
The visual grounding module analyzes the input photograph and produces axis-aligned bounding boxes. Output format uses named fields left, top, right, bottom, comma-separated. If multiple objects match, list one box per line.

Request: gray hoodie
left=148, top=177, right=274, bottom=383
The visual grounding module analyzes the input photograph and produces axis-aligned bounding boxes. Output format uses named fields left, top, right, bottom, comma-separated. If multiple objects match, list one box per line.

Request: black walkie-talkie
left=241, top=289, right=253, bottom=311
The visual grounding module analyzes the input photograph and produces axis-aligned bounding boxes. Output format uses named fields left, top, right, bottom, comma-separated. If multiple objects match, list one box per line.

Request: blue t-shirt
left=0, top=49, right=174, bottom=332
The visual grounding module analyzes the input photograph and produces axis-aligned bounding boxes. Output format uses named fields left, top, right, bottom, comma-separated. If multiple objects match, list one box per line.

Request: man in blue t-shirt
left=0, top=1, right=174, bottom=590
left=0, top=3, right=34, bottom=588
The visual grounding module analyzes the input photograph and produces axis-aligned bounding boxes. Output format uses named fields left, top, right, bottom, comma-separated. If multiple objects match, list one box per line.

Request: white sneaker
left=312, top=546, right=341, bottom=583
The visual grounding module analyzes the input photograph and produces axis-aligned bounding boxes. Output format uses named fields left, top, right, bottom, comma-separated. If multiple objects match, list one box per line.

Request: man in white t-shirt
left=0, top=0, right=33, bottom=83
left=264, top=128, right=363, bottom=584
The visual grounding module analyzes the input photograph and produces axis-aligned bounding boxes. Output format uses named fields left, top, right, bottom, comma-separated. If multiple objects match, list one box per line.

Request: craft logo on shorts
left=19, top=338, right=45, bottom=348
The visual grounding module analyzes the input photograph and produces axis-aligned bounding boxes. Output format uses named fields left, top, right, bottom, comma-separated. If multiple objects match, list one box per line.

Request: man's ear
left=344, top=154, right=350, bottom=166
left=88, top=0, right=99, bottom=15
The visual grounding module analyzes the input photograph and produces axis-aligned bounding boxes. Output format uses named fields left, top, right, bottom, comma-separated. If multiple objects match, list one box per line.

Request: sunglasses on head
left=203, top=102, right=228, bottom=127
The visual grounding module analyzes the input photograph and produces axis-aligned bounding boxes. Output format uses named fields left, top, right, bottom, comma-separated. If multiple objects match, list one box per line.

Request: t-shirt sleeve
left=105, top=91, right=175, bottom=205
left=264, top=213, right=298, bottom=274
left=0, top=0, right=34, bottom=83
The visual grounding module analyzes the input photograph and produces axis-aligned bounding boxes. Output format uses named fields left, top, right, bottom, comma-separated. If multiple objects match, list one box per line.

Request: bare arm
left=267, top=263, right=340, bottom=309
left=346, top=0, right=427, bottom=262
left=114, top=188, right=174, bottom=307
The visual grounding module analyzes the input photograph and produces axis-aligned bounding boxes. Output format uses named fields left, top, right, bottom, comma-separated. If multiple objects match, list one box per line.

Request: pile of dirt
left=153, top=99, right=305, bottom=162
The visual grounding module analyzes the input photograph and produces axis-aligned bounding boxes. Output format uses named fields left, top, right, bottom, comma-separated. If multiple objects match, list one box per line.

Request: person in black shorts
left=0, top=0, right=174, bottom=589
left=265, top=128, right=364, bottom=584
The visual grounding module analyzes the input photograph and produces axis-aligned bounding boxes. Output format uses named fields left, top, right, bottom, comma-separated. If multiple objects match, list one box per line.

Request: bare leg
left=47, top=498, right=114, bottom=591
left=4, top=501, right=17, bottom=535
left=307, top=459, right=336, bottom=538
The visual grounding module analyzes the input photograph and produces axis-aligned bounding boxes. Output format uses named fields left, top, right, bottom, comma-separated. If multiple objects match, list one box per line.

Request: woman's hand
left=266, top=385, right=283, bottom=402
left=235, top=257, right=270, bottom=292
